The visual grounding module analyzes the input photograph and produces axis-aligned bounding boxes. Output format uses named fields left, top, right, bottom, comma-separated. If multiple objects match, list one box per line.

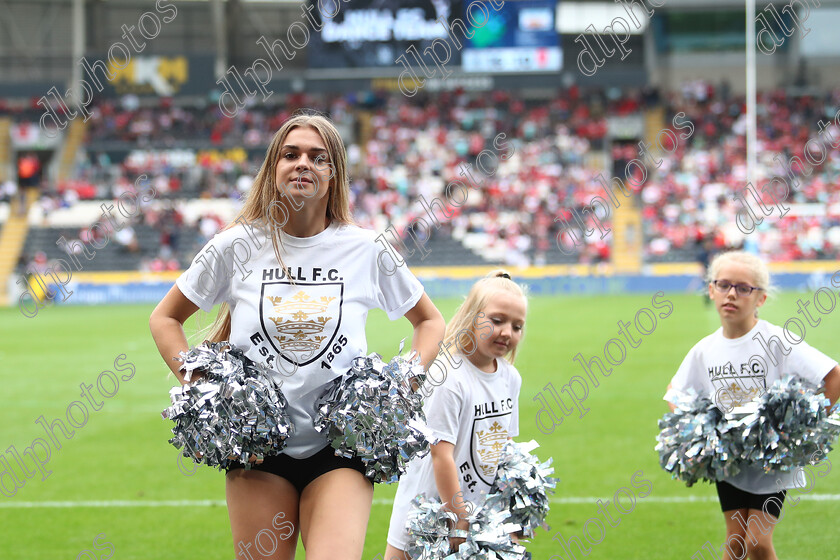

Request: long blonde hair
left=443, top=269, right=528, bottom=364
left=205, top=113, right=354, bottom=343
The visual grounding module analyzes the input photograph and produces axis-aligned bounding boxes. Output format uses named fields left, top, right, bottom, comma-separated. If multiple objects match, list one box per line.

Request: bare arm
left=149, top=284, right=200, bottom=385
left=666, top=383, right=677, bottom=412
left=823, top=365, right=840, bottom=408
left=404, top=292, right=446, bottom=371
left=430, top=441, right=470, bottom=548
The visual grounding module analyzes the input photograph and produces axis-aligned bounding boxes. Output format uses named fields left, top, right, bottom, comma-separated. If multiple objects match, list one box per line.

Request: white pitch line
left=3, top=495, right=840, bottom=508
left=0, top=499, right=228, bottom=508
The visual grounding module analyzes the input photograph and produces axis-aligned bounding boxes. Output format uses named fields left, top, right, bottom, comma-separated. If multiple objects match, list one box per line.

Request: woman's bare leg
left=226, top=469, right=300, bottom=560
left=298, top=468, right=373, bottom=560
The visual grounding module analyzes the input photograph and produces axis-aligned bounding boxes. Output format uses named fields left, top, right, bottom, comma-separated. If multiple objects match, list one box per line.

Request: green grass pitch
left=1, top=291, right=838, bottom=559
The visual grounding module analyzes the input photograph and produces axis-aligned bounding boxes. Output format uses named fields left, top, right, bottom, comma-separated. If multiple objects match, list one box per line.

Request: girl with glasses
left=664, top=251, right=840, bottom=560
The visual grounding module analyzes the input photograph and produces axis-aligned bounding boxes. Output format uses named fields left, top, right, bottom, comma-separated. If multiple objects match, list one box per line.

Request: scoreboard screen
left=307, top=0, right=462, bottom=69
left=462, top=0, right=561, bottom=73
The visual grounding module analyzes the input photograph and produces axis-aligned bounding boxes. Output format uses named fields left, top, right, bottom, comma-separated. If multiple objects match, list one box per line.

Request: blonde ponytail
left=443, top=269, right=527, bottom=364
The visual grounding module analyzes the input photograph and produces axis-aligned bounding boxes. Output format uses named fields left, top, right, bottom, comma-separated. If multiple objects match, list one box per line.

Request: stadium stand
left=5, top=84, right=840, bottom=290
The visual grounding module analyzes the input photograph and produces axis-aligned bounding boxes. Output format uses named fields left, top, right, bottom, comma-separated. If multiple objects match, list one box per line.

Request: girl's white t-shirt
left=176, top=221, right=424, bottom=459
left=387, top=354, right=521, bottom=550
left=667, top=319, right=837, bottom=493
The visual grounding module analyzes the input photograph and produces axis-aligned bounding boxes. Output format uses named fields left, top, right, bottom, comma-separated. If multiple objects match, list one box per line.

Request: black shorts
left=716, top=481, right=787, bottom=518
left=225, top=445, right=372, bottom=494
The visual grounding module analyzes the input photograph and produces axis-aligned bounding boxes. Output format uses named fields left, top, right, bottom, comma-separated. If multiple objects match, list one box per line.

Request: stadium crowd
left=4, top=83, right=840, bottom=272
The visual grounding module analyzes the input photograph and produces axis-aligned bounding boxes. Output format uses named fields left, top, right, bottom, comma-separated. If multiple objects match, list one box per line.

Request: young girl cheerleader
left=384, top=270, right=528, bottom=559
left=665, top=251, right=840, bottom=560
left=149, top=114, right=445, bottom=560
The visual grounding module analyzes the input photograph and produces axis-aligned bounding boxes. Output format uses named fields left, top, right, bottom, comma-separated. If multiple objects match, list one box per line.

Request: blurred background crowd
left=4, top=83, right=839, bottom=275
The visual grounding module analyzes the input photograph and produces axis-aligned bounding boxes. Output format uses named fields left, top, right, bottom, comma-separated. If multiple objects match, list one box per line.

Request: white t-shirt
left=387, top=354, right=521, bottom=550
left=176, top=221, right=425, bottom=458
left=667, top=319, right=837, bottom=493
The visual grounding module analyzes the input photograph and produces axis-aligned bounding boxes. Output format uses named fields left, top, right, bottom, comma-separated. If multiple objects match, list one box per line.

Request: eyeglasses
left=712, top=280, right=764, bottom=297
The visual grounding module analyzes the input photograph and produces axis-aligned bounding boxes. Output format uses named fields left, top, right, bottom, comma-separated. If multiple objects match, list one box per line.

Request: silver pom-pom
left=455, top=504, right=528, bottom=560
left=162, top=341, right=293, bottom=470
left=406, top=496, right=527, bottom=560
left=405, top=494, right=456, bottom=560
left=483, top=440, right=557, bottom=538
left=657, top=376, right=840, bottom=485
left=656, top=389, right=741, bottom=486
left=314, top=342, right=435, bottom=484
left=730, top=375, right=840, bottom=472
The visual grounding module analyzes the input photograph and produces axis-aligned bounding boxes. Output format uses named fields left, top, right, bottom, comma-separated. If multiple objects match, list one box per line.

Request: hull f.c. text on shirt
left=177, top=221, right=425, bottom=458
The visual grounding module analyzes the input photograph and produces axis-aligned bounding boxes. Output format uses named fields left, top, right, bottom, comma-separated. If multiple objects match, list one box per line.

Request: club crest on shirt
left=709, top=359, right=766, bottom=409
left=259, top=281, right=344, bottom=367
left=469, top=415, right=509, bottom=485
